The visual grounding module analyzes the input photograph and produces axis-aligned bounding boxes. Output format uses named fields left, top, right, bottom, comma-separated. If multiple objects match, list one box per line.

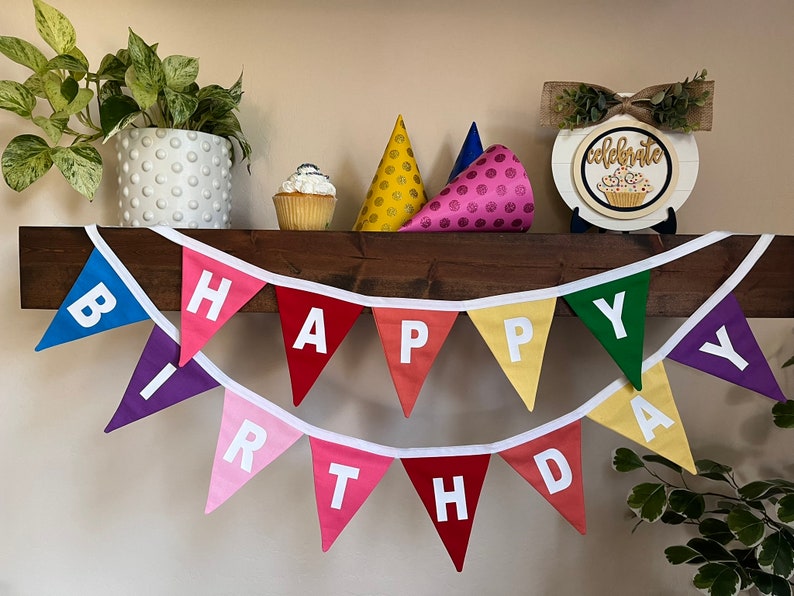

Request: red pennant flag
left=372, top=308, right=458, bottom=417
left=180, top=248, right=266, bottom=366
left=276, top=287, right=363, bottom=406
left=309, top=437, right=394, bottom=552
left=402, top=454, right=490, bottom=572
left=499, top=421, right=586, bottom=534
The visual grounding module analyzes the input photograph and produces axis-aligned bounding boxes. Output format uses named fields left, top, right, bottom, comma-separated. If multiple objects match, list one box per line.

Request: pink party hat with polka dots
left=400, top=145, right=534, bottom=232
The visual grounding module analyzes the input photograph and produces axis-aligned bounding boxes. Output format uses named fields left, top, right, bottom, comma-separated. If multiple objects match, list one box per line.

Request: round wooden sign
left=551, top=116, right=698, bottom=231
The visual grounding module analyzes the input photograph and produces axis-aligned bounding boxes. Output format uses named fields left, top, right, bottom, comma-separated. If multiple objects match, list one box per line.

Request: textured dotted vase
left=116, top=128, right=233, bottom=228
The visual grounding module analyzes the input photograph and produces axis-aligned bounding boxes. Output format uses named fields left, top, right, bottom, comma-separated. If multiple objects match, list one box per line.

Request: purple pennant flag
left=667, top=294, right=786, bottom=402
left=105, top=326, right=221, bottom=432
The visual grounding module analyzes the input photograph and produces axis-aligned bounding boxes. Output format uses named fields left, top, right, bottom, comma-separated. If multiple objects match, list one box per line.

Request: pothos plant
left=0, top=0, right=250, bottom=201
left=613, top=400, right=794, bottom=596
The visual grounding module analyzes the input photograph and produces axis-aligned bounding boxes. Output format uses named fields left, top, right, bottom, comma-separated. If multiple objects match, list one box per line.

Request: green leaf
left=772, top=401, right=794, bottom=428
left=692, top=562, right=741, bottom=596
left=42, top=71, right=68, bottom=111
left=665, top=544, right=706, bottom=565
left=0, top=36, right=48, bottom=72
left=777, top=495, right=794, bottom=526
left=32, top=114, right=67, bottom=144
left=126, top=29, right=165, bottom=93
left=627, top=483, right=667, bottom=522
left=99, top=94, right=140, bottom=139
left=44, top=53, right=88, bottom=73
left=60, top=76, right=78, bottom=103
left=0, top=80, right=37, bottom=118
left=728, top=508, right=766, bottom=547
left=688, top=537, right=738, bottom=563
left=33, top=0, right=76, bottom=55
left=661, top=510, right=687, bottom=525
left=162, top=87, right=198, bottom=127
left=62, top=87, right=92, bottom=116
left=96, top=53, right=129, bottom=82
left=757, top=531, right=794, bottom=578
left=124, top=65, right=158, bottom=111
left=50, top=143, right=102, bottom=200
left=701, top=518, right=736, bottom=545
left=740, top=480, right=794, bottom=501
left=697, top=460, right=734, bottom=482
left=749, top=569, right=793, bottom=596
left=1, top=134, right=53, bottom=191
left=162, top=55, right=199, bottom=91
left=669, top=489, right=706, bottom=519
left=612, top=447, right=645, bottom=472
left=650, top=91, right=666, bottom=105
left=643, top=453, right=684, bottom=474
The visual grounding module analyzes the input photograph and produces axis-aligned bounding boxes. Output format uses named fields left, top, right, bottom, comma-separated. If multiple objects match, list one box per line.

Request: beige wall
left=1, top=1, right=792, bottom=594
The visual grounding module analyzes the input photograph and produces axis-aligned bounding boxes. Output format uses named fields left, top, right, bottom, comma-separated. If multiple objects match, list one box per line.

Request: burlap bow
left=540, top=80, right=714, bottom=132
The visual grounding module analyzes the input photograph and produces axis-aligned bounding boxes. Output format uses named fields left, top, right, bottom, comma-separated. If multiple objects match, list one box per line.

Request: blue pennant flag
left=447, top=121, right=484, bottom=183
left=35, top=248, right=150, bottom=351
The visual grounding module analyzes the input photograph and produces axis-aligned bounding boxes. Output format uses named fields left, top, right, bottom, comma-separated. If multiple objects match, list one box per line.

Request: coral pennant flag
left=667, top=293, right=787, bottom=402
left=309, top=437, right=393, bottom=552
left=402, top=454, right=490, bottom=572
left=105, top=326, right=220, bottom=432
left=275, top=287, right=364, bottom=406
left=468, top=298, right=556, bottom=411
left=499, top=420, right=586, bottom=534
left=564, top=270, right=650, bottom=390
left=179, top=247, right=267, bottom=366
left=36, top=248, right=149, bottom=351
left=372, top=307, right=458, bottom=417
left=586, top=361, right=695, bottom=473
left=206, top=389, right=303, bottom=513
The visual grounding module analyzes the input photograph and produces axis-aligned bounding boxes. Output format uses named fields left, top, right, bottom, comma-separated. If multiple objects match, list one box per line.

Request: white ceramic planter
left=116, top=128, right=233, bottom=228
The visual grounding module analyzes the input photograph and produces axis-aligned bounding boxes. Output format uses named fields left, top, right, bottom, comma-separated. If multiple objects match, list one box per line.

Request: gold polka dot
left=385, top=165, right=395, bottom=175
left=389, top=149, right=400, bottom=159
left=410, top=189, right=419, bottom=199
left=394, top=134, right=406, bottom=144
left=355, top=222, right=363, bottom=231
left=374, top=197, right=384, bottom=207
left=387, top=207, right=397, bottom=217
left=405, top=204, right=415, bottom=214
left=366, top=190, right=373, bottom=199
left=413, top=174, right=421, bottom=184
left=369, top=213, right=378, bottom=223
left=402, top=161, right=412, bottom=172
left=407, top=148, right=414, bottom=158
left=397, top=175, right=407, bottom=185
left=381, top=223, right=392, bottom=231
left=392, top=191, right=403, bottom=200
left=361, top=205, right=369, bottom=215
left=379, top=180, right=389, bottom=190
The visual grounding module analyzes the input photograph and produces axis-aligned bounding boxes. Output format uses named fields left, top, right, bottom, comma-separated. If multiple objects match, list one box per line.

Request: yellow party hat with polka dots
left=353, top=115, right=428, bottom=231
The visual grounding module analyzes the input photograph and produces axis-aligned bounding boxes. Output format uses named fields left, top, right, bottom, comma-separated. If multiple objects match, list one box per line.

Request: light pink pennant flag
left=180, top=248, right=267, bottom=366
left=206, top=389, right=303, bottom=513
left=309, top=437, right=394, bottom=552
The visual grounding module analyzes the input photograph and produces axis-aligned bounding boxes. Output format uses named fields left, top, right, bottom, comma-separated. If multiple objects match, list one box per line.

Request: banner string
left=85, top=226, right=773, bottom=458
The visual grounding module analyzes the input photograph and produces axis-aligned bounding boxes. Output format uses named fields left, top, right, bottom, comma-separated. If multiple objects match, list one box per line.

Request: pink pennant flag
left=372, top=308, right=458, bottom=417
left=309, top=437, right=393, bottom=552
left=667, top=293, right=787, bottom=402
left=276, top=286, right=364, bottom=406
left=499, top=420, right=586, bottom=534
left=206, top=389, right=303, bottom=513
left=180, top=248, right=267, bottom=366
left=402, top=454, right=490, bottom=572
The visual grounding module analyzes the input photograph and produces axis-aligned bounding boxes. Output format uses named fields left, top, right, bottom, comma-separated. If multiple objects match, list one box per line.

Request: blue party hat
left=447, top=122, right=484, bottom=183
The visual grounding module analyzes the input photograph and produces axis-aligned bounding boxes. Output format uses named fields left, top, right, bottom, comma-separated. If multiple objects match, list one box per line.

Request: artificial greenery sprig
left=613, top=400, right=794, bottom=596
left=554, top=68, right=711, bottom=133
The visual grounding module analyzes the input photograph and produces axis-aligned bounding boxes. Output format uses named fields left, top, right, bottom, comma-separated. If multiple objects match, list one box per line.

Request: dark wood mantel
left=17, top=227, right=794, bottom=317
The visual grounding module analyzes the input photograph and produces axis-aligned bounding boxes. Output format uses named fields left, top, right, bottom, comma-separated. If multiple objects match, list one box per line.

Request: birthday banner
left=34, top=226, right=787, bottom=571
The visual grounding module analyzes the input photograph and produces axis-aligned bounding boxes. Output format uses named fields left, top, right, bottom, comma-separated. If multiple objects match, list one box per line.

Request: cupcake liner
left=273, top=193, right=337, bottom=230
left=603, top=191, right=647, bottom=208
left=400, top=144, right=534, bottom=233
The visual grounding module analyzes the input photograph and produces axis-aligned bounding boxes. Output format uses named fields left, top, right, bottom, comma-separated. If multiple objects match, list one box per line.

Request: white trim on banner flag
left=84, top=226, right=773, bottom=459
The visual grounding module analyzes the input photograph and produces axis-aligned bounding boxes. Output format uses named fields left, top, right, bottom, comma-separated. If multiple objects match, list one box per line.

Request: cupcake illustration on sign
left=272, top=163, right=337, bottom=230
left=597, top=165, right=654, bottom=208
left=400, top=145, right=534, bottom=232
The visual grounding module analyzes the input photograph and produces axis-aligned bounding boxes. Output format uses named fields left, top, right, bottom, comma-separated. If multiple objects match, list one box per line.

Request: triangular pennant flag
left=587, top=361, right=695, bottom=473
left=179, top=247, right=267, bottom=366
left=353, top=114, right=428, bottom=231
left=447, top=121, right=484, bottom=183
left=309, top=437, right=393, bottom=552
left=275, top=286, right=363, bottom=406
left=400, top=144, right=534, bottom=233
left=402, top=454, right=490, bottom=572
left=667, top=293, right=787, bottom=402
left=565, top=270, right=650, bottom=390
left=206, top=389, right=303, bottom=513
left=372, top=307, right=458, bottom=417
left=499, top=420, right=586, bottom=534
left=468, top=298, right=556, bottom=411
left=105, top=326, right=220, bottom=432
left=36, top=248, right=149, bottom=351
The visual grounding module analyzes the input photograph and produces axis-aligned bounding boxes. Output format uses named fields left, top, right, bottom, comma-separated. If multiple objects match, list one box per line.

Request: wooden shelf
left=17, top=226, right=794, bottom=317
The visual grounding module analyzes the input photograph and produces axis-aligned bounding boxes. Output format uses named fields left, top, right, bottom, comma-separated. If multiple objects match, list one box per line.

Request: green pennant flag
left=564, top=270, right=650, bottom=390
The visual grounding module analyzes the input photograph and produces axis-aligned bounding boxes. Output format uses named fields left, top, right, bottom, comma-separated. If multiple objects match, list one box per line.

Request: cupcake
left=596, top=165, right=654, bottom=208
left=272, top=163, right=337, bottom=230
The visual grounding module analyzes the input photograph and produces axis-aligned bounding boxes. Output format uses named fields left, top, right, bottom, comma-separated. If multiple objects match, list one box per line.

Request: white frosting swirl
left=278, top=163, right=336, bottom=196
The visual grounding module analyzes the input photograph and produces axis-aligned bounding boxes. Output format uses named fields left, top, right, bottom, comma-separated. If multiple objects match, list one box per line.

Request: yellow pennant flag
left=468, top=298, right=556, bottom=411
left=586, top=361, right=695, bottom=473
